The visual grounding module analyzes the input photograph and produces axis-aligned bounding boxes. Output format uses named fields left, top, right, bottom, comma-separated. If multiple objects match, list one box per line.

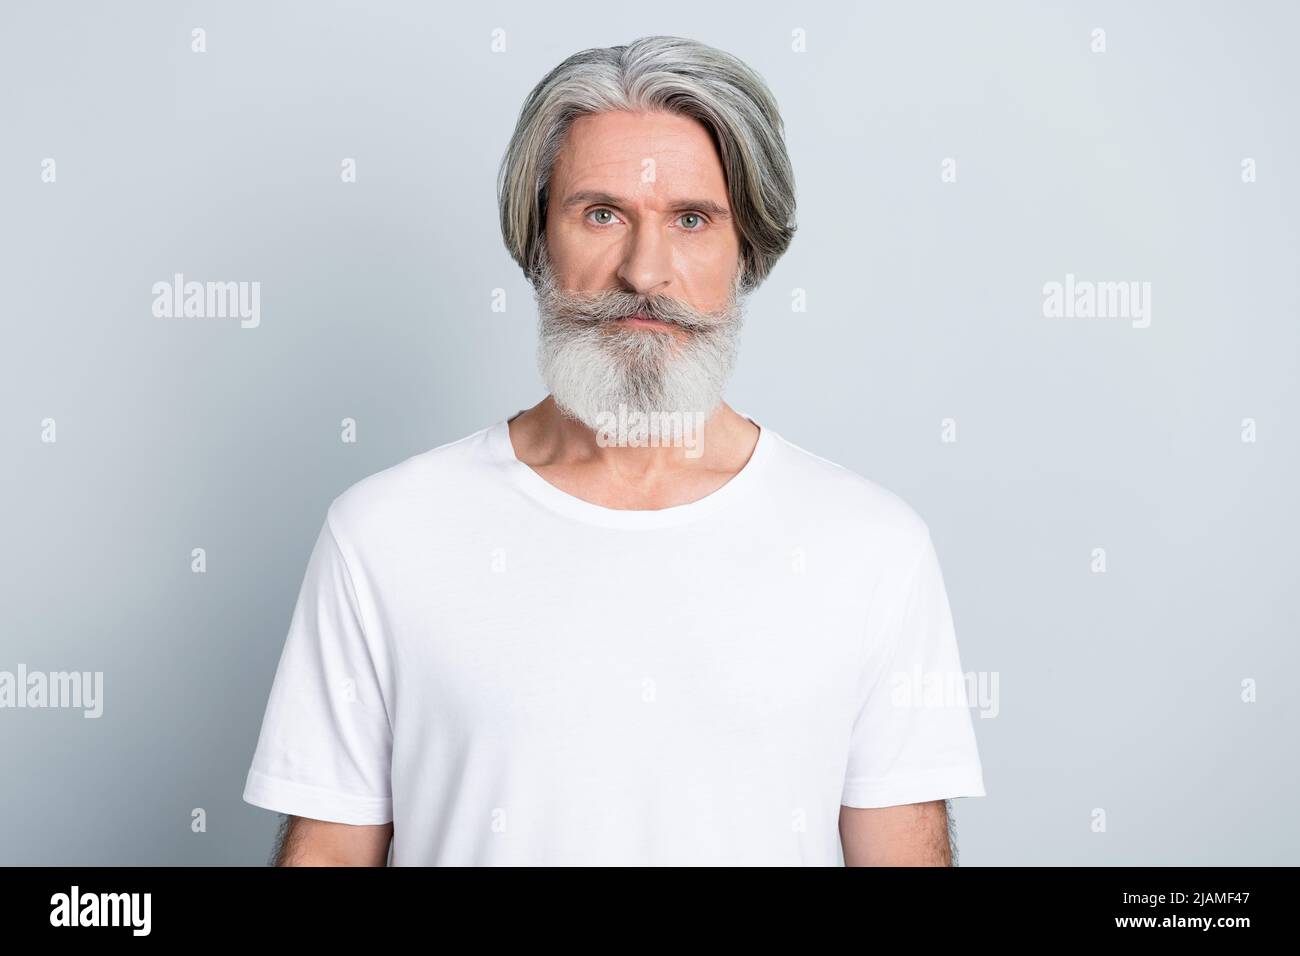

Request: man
left=242, top=35, right=985, bottom=866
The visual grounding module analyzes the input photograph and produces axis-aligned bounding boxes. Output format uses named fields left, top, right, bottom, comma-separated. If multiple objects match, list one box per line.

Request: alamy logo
left=890, top=667, right=1000, bottom=719
left=1042, top=273, right=1151, bottom=328
left=0, top=664, right=103, bottom=717
left=152, top=273, right=260, bottom=328
left=593, top=404, right=707, bottom=459
left=50, top=886, right=151, bottom=936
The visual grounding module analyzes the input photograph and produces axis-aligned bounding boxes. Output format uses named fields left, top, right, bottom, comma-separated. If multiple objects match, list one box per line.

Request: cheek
left=548, top=220, right=617, bottom=280
left=675, top=244, right=741, bottom=304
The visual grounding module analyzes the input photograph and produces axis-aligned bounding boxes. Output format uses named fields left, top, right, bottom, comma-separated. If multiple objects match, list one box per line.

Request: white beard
left=531, top=251, right=747, bottom=432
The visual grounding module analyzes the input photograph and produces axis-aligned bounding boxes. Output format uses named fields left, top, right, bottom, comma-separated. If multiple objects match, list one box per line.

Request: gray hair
left=497, top=35, right=797, bottom=294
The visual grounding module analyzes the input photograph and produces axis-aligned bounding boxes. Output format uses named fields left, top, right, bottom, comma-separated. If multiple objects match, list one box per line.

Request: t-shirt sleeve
left=840, top=530, right=987, bottom=808
left=242, top=507, right=395, bottom=825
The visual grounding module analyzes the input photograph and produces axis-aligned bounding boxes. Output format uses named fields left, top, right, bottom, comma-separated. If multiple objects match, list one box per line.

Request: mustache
left=547, top=290, right=723, bottom=334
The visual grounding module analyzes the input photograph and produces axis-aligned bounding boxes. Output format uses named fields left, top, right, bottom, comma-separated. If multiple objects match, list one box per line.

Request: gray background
left=1, top=0, right=1296, bottom=865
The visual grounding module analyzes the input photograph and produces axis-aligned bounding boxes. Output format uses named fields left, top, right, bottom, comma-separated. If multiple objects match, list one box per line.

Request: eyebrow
left=560, top=190, right=732, bottom=221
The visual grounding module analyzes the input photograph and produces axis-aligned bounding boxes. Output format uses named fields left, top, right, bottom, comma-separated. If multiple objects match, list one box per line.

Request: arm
left=839, top=799, right=954, bottom=866
left=271, top=815, right=393, bottom=866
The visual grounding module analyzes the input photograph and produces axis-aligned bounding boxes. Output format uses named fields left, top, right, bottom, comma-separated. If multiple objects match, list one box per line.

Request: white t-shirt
left=242, top=413, right=986, bottom=865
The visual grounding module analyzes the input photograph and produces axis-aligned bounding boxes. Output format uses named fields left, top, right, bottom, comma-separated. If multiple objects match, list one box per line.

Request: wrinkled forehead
left=549, top=110, right=730, bottom=207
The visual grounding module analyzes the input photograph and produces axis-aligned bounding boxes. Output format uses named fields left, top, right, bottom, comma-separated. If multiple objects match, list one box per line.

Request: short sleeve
left=840, top=532, right=987, bottom=808
left=242, top=508, right=395, bottom=824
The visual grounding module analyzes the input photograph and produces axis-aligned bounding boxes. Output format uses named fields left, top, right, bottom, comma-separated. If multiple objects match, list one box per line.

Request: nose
left=615, top=219, right=673, bottom=299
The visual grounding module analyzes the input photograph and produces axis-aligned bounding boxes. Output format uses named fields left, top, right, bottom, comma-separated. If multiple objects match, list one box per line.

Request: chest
left=382, top=526, right=872, bottom=755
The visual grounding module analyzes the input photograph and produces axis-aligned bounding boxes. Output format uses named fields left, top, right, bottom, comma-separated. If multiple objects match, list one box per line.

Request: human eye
left=586, top=207, right=621, bottom=226
left=677, top=212, right=709, bottom=232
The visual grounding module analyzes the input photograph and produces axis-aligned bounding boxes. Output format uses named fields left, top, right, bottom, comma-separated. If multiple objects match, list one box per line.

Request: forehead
left=550, top=110, right=729, bottom=198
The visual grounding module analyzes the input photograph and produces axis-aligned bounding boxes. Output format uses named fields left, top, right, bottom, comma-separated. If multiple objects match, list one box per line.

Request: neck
left=508, top=395, right=759, bottom=482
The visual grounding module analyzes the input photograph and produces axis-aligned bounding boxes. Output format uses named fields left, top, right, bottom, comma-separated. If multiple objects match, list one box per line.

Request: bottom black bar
left=0, top=866, right=1283, bottom=941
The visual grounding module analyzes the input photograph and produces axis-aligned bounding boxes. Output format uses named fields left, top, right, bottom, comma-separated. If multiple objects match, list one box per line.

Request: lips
left=608, top=310, right=681, bottom=333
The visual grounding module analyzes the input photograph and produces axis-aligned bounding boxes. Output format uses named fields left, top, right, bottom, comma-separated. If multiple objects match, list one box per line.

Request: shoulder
left=324, top=422, right=497, bottom=543
left=763, top=426, right=933, bottom=561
